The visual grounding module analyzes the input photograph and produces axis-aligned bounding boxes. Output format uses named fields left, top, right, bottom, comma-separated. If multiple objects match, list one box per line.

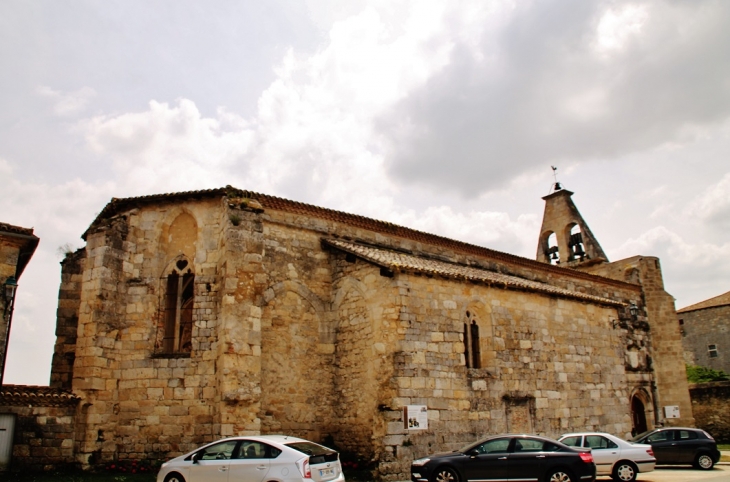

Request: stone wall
left=679, top=305, right=730, bottom=374
left=582, top=256, right=694, bottom=428
left=0, top=385, right=79, bottom=471
left=377, top=274, right=632, bottom=480
left=689, top=381, right=730, bottom=443
left=50, top=249, right=86, bottom=389
left=72, top=200, right=227, bottom=466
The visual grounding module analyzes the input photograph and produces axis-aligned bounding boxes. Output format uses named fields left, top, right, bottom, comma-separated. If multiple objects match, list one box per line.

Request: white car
left=559, top=432, right=655, bottom=482
left=156, top=434, right=345, bottom=482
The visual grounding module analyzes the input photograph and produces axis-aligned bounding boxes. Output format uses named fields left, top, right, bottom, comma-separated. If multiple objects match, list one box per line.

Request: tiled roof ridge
left=0, top=221, right=36, bottom=237
left=323, top=238, right=625, bottom=307
left=82, top=186, right=637, bottom=290
left=0, top=384, right=80, bottom=407
left=677, top=290, right=730, bottom=313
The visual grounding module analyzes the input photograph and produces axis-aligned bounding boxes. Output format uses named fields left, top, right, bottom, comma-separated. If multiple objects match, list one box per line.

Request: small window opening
left=464, top=311, right=481, bottom=368
left=708, top=344, right=718, bottom=358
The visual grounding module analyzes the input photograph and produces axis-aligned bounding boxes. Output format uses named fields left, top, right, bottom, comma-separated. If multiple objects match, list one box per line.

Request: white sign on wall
left=403, top=405, right=428, bottom=430
left=664, top=405, right=680, bottom=419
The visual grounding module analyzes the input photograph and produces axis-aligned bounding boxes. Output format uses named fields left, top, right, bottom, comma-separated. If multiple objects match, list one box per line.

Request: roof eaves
left=323, top=238, right=623, bottom=308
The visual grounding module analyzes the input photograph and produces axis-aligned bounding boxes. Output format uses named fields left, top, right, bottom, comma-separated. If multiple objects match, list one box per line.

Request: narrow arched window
left=464, top=311, right=481, bottom=368
left=163, top=266, right=194, bottom=353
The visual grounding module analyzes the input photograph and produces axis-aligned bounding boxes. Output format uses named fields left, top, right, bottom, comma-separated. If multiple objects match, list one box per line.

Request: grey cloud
left=377, top=0, right=730, bottom=196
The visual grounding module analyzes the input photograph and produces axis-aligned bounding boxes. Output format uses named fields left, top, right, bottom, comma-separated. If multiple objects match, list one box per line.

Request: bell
left=551, top=252, right=559, bottom=260
left=573, top=244, right=585, bottom=257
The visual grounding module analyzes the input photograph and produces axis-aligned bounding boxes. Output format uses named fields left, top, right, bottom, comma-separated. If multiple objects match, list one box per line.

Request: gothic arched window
left=162, top=260, right=194, bottom=353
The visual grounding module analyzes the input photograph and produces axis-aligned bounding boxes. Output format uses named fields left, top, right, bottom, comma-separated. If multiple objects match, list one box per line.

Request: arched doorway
left=631, top=395, right=648, bottom=435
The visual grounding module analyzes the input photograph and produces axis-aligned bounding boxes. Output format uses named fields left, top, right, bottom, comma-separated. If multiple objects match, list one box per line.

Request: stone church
left=0, top=184, right=692, bottom=479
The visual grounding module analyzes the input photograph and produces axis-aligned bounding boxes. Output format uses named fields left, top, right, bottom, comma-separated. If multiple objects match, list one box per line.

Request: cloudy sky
left=2, top=0, right=730, bottom=385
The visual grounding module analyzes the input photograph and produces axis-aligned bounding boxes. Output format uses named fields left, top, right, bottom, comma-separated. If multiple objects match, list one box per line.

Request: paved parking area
left=623, top=464, right=730, bottom=482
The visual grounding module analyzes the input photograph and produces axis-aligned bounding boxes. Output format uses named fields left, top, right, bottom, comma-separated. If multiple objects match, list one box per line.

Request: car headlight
left=412, top=458, right=430, bottom=467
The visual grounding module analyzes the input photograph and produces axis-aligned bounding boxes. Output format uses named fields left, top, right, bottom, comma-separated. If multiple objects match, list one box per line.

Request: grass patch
left=718, top=443, right=730, bottom=450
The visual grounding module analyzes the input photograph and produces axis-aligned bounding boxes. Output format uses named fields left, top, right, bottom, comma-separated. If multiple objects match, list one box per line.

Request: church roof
left=677, top=290, right=730, bottom=314
left=83, top=186, right=638, bottom=292
left=323, top=238, right=624, bottom=307
left=0, top=222, right=39, bottom=279
left=0, top=222, right=35, bottom=237
left=0, top=385, right=80, bottom=407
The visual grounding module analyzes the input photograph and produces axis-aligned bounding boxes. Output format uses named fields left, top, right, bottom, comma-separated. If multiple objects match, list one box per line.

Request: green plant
left=686, top=364, right=730, bottom=383
left=229, top=214, right=241, bottom=226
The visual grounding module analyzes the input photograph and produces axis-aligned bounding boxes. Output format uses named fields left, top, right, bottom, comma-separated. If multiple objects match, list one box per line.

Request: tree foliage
left=686, top=364, right=730, bottom=383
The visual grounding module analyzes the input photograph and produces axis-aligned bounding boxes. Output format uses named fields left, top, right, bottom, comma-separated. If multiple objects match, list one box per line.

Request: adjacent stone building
left=0, top=222, right=38, bottom=385
left=0, top=223, right=79, bottom=472
left=2, top=185, right=693, bottom=479
left=678, top=290, right=730, bottom=373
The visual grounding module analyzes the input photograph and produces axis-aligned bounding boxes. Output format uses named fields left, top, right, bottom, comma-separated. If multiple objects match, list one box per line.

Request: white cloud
left=36, top=85, right=96, bottom=117
left=687, top=171, right=730, bottom=227
left=82, top=99, right=253, bottom=196
left=594, top=4, right=649, bottom=54
left=614, top=226, right=730, bottom=307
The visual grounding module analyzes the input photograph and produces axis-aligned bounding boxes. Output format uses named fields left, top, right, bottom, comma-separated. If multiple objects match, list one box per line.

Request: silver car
left=559, top=432, right=655, bottom=482
left=156, top=434, right=345, bottom=482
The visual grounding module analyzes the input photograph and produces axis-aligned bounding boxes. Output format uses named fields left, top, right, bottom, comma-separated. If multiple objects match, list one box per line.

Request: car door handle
left=536, top=455, right=546, bottom=458
left=257, top=465, right=267, bottom=470
left=498, top=456, right=507, bottom=460
left=219, top=467, right=227, bottom=472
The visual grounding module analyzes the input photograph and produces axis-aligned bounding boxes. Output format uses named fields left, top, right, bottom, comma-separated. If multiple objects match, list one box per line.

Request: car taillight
left=579, top=452, right=594, bottom=464
left=647, top=448, right=654, bottom=457
left=296, top=458, right=311, bottom=478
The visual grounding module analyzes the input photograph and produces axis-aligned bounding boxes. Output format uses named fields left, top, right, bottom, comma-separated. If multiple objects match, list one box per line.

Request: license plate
left=319, top=467, right=335, bottom=477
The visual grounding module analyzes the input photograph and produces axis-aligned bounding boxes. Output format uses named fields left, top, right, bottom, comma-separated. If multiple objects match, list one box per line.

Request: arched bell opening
left=566, top=223, right=588, bottom=262
left=542, top=231, right=560, bottom=265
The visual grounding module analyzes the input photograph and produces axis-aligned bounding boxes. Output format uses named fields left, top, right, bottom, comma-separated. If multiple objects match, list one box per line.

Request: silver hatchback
left=156, top=434, right=345, bottom=482
left=559, top=432, right=655, bottom=482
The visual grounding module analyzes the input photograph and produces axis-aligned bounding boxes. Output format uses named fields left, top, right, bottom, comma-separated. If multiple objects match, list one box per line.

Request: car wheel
left=546, top=470, right=573, bottom=482
left=164, top=473, right=186, bottom=482
left=695, top=453, right=715, bottom=470
left=612, top=461, right=637, bottom=482
left=432, top=466, right=459, bottom=482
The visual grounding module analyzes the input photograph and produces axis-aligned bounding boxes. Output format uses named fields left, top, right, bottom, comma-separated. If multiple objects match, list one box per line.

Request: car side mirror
left=467, top=449, right=480, bottom=457
left=192, top=452, right=201, bottom=464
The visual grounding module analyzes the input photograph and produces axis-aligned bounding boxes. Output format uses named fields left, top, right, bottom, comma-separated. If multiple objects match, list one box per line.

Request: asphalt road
left=628, top=465, right=730, bottom=482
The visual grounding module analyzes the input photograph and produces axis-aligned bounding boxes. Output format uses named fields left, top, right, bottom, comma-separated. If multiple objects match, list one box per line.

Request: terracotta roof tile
left=324, top=238, right=624, bottom=307
left=82, top=186, right=637, bottom=291
left=677, top=290, right=730, bottom=313
left=0, top=222, right=35, bottom=237
left=0, top=385, right=80, bottom=407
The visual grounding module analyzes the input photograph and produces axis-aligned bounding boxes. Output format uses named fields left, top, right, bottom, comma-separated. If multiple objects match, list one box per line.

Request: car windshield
left=629, top=430, right=653, bottom=442
left=285, top=442, right=333, bottom=456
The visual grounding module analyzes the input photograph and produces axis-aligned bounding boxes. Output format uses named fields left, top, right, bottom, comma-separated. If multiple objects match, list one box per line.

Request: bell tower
left=536, top=183, right=608, bottom=267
